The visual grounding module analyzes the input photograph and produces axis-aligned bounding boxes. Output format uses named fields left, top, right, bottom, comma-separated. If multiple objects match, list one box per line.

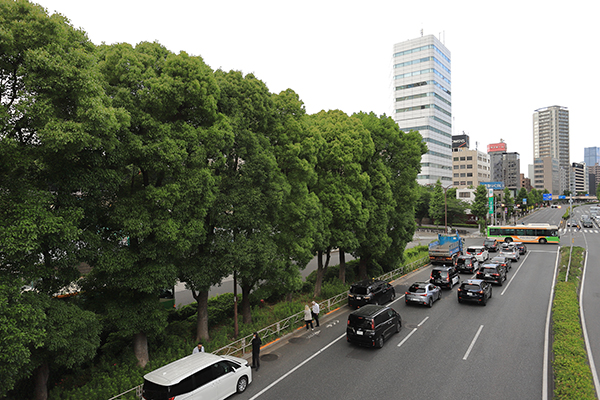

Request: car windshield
left=408, top=286, right=426, bottom=293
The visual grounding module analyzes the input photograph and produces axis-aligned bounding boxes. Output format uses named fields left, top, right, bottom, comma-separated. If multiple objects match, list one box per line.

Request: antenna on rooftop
left=421, top=28, right=423, bottom=37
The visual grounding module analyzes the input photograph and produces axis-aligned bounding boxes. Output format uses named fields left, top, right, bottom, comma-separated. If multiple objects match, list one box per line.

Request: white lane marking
left=500, top=251, right=531, bottom=296
left=463, top=325, right=484, bottom=360
left=542, top=246, right=561, bottom=400
left=397, top=316, right=428, bottom=348
left=249, top=333, right=346, bottom=400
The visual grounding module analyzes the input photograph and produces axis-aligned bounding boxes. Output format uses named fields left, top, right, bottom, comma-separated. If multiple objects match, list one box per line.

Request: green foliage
left=552, top=247, right=595, bottom=399
left=471, top=185, right=490, bottom=232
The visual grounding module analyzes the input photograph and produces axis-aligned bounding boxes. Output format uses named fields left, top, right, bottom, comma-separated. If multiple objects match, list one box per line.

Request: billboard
left=481, top=181, right=505, bottom=190
left=487, top=142, right=507, bottom=153
left=452, top=134, right=469, bottom=149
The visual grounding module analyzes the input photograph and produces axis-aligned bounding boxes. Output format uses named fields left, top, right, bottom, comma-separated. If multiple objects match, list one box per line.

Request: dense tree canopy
left=1, top=1, right=432, bottom=397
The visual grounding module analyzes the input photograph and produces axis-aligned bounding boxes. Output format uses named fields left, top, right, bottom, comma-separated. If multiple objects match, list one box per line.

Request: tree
left=352, top=113, right=426, bottom=277
left=445, top=188, right=468, bottom=226
left=0, top=280, right=45, bottom=397
left=471, top=185, right=490, bottom=232
left=210, top=70, right=314, bottom=326
left=306, top=110, right=373, bottom=293
left=86, top=42, right=226, bottom=367
left=415, top=185, right=432, bottom=224
left=1, top=1, right=124, bottom=397
left=503, top=188, right=515, bottom=222
left=516, top=187, right=528, bottom=214
left=429, top=180, right=446, bottom=227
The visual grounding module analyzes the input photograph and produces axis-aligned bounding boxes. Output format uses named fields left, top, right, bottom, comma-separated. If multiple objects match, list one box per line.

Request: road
left=222, top=205, right=600, bottom=400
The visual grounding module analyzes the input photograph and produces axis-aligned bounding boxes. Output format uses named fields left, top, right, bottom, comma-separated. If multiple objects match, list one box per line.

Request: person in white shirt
left=192, top=342, right=205, bottom=354
left=311, top=301, right=320, bottom=327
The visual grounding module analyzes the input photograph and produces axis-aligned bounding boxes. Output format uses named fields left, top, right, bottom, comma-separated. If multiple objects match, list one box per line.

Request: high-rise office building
left=584, top=147, right=600, bottom=167
left=393, top=34, right=452, bottom=186
left=533, top=106, right=569, bottom=194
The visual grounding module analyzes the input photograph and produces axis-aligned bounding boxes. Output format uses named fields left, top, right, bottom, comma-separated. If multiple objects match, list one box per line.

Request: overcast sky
left=34, top=0, right=596, bottom=175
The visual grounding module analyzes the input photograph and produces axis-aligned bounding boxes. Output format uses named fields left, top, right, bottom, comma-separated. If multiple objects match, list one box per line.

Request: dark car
left=455, top=255, right=479, bottom=274
left=348, top=279, right=396, bottom=308
left=476, top=263, right=507, bottom=286
left=490, top=255, right=512, bottom=272
left=457, top=279, right=492, bottom=306
left=430, top=265, right=460, bottom=289
left=483, top=238, right=499, bottom=252
left=405, top=282, right=442, bottom=307
left=514, top=242, right=527, bottom=255
left=346, top=304, right=401, bottom=348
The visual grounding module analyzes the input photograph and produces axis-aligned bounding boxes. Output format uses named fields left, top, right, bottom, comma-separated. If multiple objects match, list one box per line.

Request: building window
left=467, top=156, right=473, bottom=160
left=460, top=165, right=466, bottom=169
left=460, top=157, right=466, bottom=161
left=467, top=164, right=473, bottom=169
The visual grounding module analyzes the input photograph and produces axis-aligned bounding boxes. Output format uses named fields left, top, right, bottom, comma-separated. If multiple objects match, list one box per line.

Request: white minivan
left=142, top=352, right=252, bottom=400
left=465, top=245, right=489, bottom=263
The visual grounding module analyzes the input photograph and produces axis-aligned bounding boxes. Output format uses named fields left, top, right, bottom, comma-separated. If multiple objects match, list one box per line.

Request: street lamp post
left=443, top=184, right=452, bottom=234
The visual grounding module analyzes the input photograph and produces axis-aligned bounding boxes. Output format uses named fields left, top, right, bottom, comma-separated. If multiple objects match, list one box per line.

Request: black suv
left=455, top=255, right=479, bottom=273
left=483, top=238, right=499, bottom=252
left=346, top=304, right=401, bottom=348
left=430, top=265, right=460, bottom=289
left=476, top=263, right=507, bottom=286
left=348, top=279, right=396, bottom=308
left=457, top=279, right=492, bottom=306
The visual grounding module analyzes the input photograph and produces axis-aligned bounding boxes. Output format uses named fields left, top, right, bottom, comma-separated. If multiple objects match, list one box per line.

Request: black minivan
left=348, top=279, right=396, bottom=308
left=346, top=304, right=401, bottom=348
left=430, top=265, right=460, bottom=289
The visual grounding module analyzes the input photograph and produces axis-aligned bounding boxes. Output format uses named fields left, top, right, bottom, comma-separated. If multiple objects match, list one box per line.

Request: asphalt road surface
left=229, top=205, right=600, bottom=400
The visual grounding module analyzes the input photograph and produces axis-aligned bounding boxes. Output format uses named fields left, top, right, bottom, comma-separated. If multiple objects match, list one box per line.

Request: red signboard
left=487, top=142, right=507, bottom=153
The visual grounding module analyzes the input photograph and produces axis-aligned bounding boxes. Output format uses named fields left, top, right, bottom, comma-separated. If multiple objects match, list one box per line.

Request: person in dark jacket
left=251, top=332, right=262, bottom=370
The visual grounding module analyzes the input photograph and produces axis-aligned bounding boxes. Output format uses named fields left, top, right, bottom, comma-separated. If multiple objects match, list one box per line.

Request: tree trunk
left=338, top=249, right=346, bottom=283
left=241, top=283, right=252, bottom=325
left=313, top=250, right=324, bottom=297
left=193, top=289, right=210, bottom=343
left=33, top=361, right=49, bottom=400
left=133, top=332, right=149, bottom=368
left=358, top=257, right=368, bottom=281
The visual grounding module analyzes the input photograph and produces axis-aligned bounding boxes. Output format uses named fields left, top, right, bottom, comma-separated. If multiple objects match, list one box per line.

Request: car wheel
left=390, top=290, right=396, bottom=301
left=489, top=289, right=492, bottom=298
left=395, top=321, right=401, bottom=333
left=438, top=291, right=442, bottom=300
left=498, top=279, right=503, bottom=287
left=482, top=298, right=487, bottom=306
left=458, top=298, right=463, bottom=304
left=376, top=335, right=384, bottom=348
left=428, top=298, right=433, bottom=308
left=236, top=376, right=249, bottom=393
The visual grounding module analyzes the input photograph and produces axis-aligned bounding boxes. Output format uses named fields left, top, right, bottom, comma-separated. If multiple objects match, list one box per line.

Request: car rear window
left=348, top=315, right=373, bottom=329
left=350, top=286, right=368, bottom=295
left=432, top=271, right=448, bottom=278
left=462, top=284, right=481, bottom=291
left=481, top=267, right=497, bottom=274
left=408, top=286, right=426, bottom=293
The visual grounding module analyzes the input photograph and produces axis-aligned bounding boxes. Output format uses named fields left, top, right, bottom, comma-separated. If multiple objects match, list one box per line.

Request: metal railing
left=108, top=255, right=428, bottom=399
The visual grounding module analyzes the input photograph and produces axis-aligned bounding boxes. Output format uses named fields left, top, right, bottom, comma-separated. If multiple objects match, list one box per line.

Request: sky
left=33, top=0, right=597, bottom=175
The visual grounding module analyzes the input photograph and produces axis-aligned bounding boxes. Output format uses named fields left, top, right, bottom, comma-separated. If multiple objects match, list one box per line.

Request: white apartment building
left=533, top=106, right=570, bottom=194
left=393, top=34, right=452, bottom=186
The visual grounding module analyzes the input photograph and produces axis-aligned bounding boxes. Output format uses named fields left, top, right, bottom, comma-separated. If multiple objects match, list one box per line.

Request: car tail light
left=405, top=291, right=410, bottom=295
left=492, top=273, right=499, bottom=276
left=347, top=319, right=350, bottom=325
left=479, top=290, right=484, bottom=294
left=371, top=320, right=375, bottom=330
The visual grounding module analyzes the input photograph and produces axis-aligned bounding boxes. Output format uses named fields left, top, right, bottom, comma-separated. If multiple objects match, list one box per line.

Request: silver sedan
left=405, top=282, right=442, bottom=308
left=499, top=248, right=520, bottom=262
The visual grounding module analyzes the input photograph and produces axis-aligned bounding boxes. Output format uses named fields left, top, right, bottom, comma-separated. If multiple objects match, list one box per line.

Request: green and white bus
left=487, top=223, right=560, bottom=244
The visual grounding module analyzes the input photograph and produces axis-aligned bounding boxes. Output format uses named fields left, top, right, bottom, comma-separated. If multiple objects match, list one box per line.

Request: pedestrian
left=192, top=342, right=205, bottom=354
left=251, top=332, right=261, bottom=370
left=311, top=301, right=320, bottom=327
left=304, top=305, right=314, bottom=330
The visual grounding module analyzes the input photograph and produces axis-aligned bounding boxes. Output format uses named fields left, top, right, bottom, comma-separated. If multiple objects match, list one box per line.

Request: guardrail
left=108, top=255, right=428, bottom=399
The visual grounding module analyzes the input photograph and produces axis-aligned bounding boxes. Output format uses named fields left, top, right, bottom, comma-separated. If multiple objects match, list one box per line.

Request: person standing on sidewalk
left=303, top=305, right=314, bottom=330
left=311, top=301, right=320, bottom=327
left=251, top=332, right=261, bottom=370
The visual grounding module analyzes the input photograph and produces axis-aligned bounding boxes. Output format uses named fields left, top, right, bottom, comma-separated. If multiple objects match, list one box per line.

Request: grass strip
left=552, top=246, right=596, bottom=399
